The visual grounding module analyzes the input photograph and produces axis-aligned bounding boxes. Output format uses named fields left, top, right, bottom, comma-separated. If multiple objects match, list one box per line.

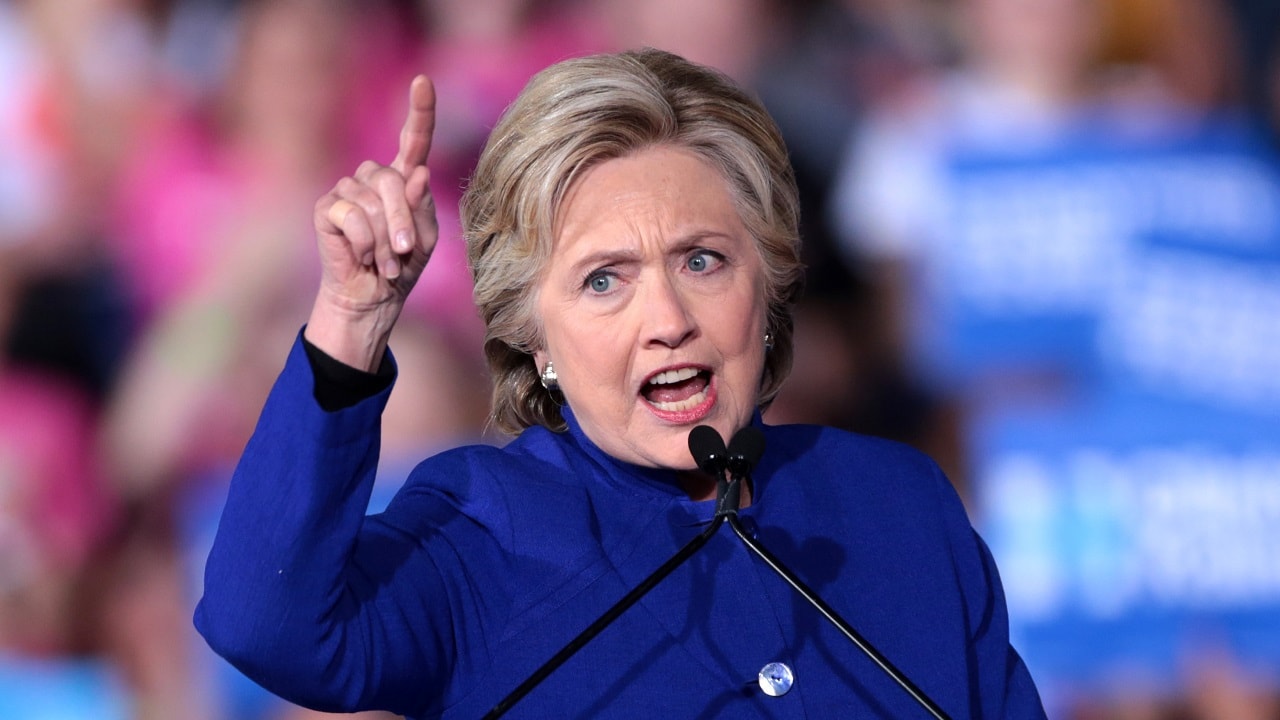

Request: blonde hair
left=462, top=48, right=803, bottom=434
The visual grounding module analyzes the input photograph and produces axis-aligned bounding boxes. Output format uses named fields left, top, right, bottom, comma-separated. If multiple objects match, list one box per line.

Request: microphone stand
left=483, top=434, right=953, bottom=720
left=717, top=475, right=951, bottom=720
left=481, top=506, right=728, bottom=719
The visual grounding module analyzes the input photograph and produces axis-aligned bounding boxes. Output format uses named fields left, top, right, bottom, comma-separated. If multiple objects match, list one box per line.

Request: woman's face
left=535, top=145, right=768, bottom=471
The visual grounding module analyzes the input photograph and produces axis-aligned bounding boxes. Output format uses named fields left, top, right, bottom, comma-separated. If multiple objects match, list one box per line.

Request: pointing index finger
left=392, top=75, right=435, bottom=174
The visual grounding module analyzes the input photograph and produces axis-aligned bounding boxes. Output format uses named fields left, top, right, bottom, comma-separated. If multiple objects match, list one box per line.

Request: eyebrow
left=564, top=230, right=739, bottom=278
left=567, top=249, right=639, bottom=279
left=666, top=230, right=737, bottom=253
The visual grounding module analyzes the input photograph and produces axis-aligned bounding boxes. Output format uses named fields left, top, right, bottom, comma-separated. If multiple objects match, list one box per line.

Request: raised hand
left=306, top=75, right=438, bottom=371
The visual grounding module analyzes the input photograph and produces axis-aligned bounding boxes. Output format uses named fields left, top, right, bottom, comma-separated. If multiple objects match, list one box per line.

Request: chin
left=661, top=452, right=701, bottom=472
left=619, top=430, right=698, bottom=471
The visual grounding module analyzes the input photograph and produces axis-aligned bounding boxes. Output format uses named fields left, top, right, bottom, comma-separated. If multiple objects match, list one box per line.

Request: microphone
left=710, top=425, right=764, bottom=518
left=726, top=425, right=764, bottom=479
left=688, top=424, right=728, bottom=474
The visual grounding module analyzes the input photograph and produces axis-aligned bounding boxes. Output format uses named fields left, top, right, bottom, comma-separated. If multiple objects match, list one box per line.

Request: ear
left=533, top=348, right=548, bottom=371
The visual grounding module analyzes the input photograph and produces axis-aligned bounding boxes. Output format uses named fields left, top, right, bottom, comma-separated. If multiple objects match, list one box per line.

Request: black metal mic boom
left=483, top=424, right=952, bottom=719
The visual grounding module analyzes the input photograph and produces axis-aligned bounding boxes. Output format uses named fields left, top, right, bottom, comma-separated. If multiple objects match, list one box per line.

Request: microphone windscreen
left=727, top=425, right=765, bottom=469
left=688, top=425, right=727, bottom=472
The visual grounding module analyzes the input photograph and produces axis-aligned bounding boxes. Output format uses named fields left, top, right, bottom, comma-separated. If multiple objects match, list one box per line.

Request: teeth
left=649, top=388, right=708, bottom=412
left=648, top=367, right=700, bottom=385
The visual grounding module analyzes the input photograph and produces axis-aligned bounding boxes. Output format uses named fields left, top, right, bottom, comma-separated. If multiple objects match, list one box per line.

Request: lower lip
left=643, top=378, right=717, bottom=424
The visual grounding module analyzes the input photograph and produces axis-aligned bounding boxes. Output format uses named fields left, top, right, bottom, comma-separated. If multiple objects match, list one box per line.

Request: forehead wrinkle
left=564, top=248, right=639, bottom=286
left=549, top=147, right=753, bottom=294
left=558, top=200, right=672, bottom=269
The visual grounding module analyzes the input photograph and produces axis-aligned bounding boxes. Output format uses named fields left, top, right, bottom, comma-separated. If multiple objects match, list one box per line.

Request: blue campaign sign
left=1095, top=232, right=1280, bottom=419
left=913, top=115, right=1280, bottom=394
left=960, top=143, right=1280, bottom=705
left=970, top=394, right=1280, bottom=703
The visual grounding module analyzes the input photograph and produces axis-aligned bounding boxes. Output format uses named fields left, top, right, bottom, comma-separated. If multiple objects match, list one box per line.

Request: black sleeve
left=301, top=335, right=395, bottom=412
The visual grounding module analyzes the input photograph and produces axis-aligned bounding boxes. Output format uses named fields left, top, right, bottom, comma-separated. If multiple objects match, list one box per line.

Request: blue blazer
left=195, top=335, right=1046, bottom=719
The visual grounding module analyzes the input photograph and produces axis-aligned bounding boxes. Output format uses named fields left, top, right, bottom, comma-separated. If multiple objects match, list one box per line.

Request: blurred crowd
left=2, top=0, right=1279, bottom=718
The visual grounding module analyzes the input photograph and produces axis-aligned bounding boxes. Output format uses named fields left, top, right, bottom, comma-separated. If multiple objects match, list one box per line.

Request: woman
left=196, top=49, right=1046, bottom=719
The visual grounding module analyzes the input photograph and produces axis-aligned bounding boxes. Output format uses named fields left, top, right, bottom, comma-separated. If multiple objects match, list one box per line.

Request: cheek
left=722, top=294, right=769, bottom=387
left=553, top=320, right=632, bottom=389
left=729, top=286, right=769, bottom=350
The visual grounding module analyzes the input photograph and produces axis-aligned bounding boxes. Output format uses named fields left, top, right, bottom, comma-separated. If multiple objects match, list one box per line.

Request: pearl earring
left=764, top=332, right=774, bottom=353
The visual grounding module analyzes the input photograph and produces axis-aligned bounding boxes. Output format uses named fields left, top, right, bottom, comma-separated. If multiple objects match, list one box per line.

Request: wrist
left=304, top=291, right=400, bottom=372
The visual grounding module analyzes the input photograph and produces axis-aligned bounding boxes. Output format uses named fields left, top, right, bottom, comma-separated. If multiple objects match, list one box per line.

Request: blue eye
left=687, top=250, right=722, bottom=273
left=587, top=272, right=615, bottom=294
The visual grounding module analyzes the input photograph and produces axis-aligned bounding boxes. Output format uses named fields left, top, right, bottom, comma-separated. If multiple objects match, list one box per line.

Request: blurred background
left=1, top=0, right=1278, bottom=717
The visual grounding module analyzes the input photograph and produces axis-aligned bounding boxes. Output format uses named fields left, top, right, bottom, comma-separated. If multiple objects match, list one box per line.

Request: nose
left=642, top=272, right=698, bottom=349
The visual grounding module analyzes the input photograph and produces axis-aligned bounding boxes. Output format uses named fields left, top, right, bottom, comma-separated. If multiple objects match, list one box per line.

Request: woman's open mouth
left=641, top=367, right=715, bottom=420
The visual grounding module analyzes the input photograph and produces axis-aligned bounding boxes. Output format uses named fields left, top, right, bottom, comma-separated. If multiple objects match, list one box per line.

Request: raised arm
left=195, top=78, right=461, bottom=717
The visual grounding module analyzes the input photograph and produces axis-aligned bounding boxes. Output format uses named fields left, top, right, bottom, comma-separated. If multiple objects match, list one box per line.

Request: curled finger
left=326, top=198, right=360, bottom=233
left=337, top=177, right=394, bottom=262
left=368, top=166, right=416, bottom=255
left=330, top=198, right=378, bottom=268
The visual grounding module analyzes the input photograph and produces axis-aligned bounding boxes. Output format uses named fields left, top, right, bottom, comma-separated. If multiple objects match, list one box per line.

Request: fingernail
left=383, top=258, right=401, bottom=279
left=394, top=230, right=412, bottom=253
